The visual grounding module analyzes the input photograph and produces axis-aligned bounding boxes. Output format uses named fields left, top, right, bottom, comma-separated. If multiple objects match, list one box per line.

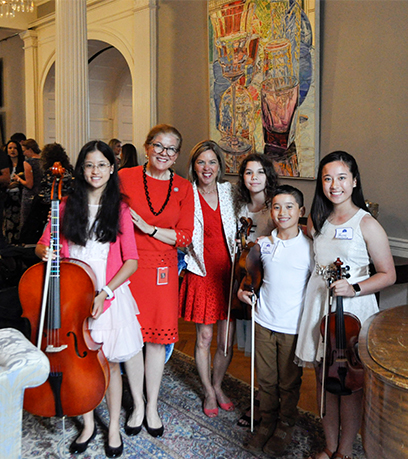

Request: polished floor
left=176, top=318, right=319, bottom=416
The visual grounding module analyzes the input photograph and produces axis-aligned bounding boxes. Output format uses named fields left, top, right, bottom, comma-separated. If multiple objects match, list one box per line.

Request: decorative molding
left=389, top=237, right=408, bottom=258
left=150, top=0, right=157, bottom=127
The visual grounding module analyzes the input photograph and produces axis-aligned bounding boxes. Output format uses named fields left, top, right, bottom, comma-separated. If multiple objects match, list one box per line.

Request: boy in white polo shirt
left=238, top=185, right=313, bottom=457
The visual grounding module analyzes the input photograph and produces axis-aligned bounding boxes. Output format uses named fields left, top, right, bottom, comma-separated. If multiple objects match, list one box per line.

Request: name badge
left=261, top=242, right=273, bottom=254
left=335, top=227, right=353, bottom=240
left=157, top=267, right=169, bottom=285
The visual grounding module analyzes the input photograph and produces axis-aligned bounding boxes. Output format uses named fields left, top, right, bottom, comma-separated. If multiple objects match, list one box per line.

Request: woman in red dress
left=119, top=125, right=194, bottom=437
left=179, top=140, right=236, bottom=418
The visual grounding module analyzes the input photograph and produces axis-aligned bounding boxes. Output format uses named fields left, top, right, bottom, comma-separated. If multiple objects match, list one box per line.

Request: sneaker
left=244, top=420, right=277, bottom=453
left=263, top=420, right=294, bottom=456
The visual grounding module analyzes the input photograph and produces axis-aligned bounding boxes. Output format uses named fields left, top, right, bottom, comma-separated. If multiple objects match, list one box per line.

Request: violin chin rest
left=325, top=377, right=352, bottom=396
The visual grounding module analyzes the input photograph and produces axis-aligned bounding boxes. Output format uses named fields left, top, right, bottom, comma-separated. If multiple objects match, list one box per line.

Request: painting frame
left=208, top=0, right=320, bottom=179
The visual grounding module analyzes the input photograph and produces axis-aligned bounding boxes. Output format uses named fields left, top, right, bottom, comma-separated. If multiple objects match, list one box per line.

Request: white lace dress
left=295, top=209, right=378, bottom=367
left=69, top=204, right=143, bottom=363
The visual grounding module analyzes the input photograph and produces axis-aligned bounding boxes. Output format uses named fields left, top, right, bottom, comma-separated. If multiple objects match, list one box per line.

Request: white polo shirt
left=255, top=228, right=313, bottom=334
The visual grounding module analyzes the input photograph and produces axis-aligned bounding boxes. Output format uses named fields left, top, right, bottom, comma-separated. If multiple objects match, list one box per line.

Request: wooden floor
left=176, top=318, right=319, bottom=416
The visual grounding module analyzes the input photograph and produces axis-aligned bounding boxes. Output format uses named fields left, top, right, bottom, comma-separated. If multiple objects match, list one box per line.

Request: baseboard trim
left=389, top=237, right=408, bottom=258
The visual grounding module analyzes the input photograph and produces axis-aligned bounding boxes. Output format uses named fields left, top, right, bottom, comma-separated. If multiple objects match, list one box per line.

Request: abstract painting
left=208, top=0, right=319, bottom=178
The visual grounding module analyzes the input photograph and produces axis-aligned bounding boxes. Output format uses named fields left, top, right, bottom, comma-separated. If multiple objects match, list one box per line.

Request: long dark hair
left=234, top=153, right=278, bottom=216
left=5, top=140, right=24, bottom=174
left=62, top=140, right=121, bottom=246
left=311, top=151, right=367, bottom=234
left=120, top=143, right=138, bottom=169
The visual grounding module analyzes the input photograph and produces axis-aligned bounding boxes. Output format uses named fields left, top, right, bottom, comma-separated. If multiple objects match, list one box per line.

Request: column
left=55, top=0, right=89, bottom=163
left=20, top=30, right=38, bottom=139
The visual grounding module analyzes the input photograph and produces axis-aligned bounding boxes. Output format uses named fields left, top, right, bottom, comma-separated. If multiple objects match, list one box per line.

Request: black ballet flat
left=105, top=434, right=123, bottom=458
left=124, top=421, right=142, bottom=436
left=144, top=418, right=164, bottom=438
left=69, top=424, right=97, bottom=454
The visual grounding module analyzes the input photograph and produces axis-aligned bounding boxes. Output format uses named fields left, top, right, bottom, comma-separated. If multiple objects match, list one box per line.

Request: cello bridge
left=45, top=344, right=68, bottom=353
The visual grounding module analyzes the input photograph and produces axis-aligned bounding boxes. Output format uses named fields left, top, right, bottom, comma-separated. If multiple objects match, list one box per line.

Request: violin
left=19, top=162, right=110, bottom=417
left=318, top=258, right=364, bottom=408
left=230, top=217, right=259, bottom=320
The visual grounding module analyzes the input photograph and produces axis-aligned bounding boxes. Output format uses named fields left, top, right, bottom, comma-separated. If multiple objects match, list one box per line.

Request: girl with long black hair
left=36, top=140, right=143, bottom=458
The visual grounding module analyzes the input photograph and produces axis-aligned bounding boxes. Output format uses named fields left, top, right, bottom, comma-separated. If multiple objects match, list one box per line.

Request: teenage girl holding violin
left=295, top=151, right=396, bottom=459
left=36, top=140, right=143, bottom=458
left=233, top=153, right=278, bottom=427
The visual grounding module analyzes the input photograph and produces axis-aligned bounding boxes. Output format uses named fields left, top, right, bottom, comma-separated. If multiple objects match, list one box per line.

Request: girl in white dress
left=295, top=151, right=396, bottom=459
left=36, top=140, right=143, bottom=458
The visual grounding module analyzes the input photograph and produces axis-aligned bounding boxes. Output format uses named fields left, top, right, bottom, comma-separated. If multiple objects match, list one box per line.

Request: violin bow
left=37, top=239, right=53, bottom=349
left=250, top=292, right=256, bottom=432
left=224, top=237, right=238, bottom=357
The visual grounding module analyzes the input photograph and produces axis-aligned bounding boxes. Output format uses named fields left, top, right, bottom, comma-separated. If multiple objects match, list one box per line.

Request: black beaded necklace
left=143, top=163, right=174, bottom=216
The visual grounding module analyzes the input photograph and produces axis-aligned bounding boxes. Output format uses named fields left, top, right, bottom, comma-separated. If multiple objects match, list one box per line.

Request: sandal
left=333, top=454, right=352, bottom=459
left=236, top=413, right=261, bottom=428
left=237, top=398, right=261, bottom=427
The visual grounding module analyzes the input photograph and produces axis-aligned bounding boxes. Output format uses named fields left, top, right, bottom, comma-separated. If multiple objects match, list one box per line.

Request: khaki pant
left=255, top=322, right=303, bottom=426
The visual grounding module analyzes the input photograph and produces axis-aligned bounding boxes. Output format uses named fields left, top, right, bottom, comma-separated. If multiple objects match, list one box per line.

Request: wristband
left=149, top=226, right=158, bottom=237
left=352, top=283, right=361, bottom=297
left=102, top=285, right=114, bottom=300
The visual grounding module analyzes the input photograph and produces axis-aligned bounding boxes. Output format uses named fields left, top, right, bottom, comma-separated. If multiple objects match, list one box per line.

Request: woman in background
left=120, top=143, right=138, bottom=169
left=21, top=143, right=74, bottom=244
left=109, top=138, right=122, bottom=166
left=4, top=140, right=25, bottom=244
left=179, top=140, right=236, bottom=418
left=15, top=138, right=43, bottom=232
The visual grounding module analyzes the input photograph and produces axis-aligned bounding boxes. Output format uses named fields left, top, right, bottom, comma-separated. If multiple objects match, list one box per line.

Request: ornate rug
left=22, top=349, right=366, bottom=458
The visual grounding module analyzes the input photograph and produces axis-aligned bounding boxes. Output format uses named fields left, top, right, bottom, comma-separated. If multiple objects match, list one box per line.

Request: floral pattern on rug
left=21, top=349, right=366, bottom=458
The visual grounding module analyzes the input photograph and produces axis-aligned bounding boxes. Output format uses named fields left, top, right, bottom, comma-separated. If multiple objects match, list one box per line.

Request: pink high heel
left=203, top=406, right=219, bottom=417
left=218, top=400, right=235, bottom=412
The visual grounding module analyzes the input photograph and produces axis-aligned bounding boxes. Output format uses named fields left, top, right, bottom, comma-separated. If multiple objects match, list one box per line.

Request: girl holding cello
left=36, top=140, right=143, bottom=458
left=295, top=151, right=395, bottom=459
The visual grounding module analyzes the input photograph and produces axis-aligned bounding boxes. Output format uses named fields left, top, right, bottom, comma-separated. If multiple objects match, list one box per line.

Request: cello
left=318, top=257, right=364, bottom=416
left=19, top=162, right=110, bottom=418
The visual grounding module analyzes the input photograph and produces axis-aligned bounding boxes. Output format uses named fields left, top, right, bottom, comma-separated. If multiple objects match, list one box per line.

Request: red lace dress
left=179, top=193, right=232, bottom=325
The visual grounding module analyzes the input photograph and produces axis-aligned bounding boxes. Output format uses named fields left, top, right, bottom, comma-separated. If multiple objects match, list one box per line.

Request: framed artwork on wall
left=208, top=0, right=319, bottom=178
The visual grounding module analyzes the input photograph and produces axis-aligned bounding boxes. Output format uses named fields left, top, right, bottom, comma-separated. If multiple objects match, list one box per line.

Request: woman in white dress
left=36, top=140, right=143, bottom=458
left=295, top=151, right=396, bottom=459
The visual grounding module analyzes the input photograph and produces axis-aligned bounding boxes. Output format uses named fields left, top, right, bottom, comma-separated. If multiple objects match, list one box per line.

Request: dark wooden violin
left=229, top=217, right=259, bottom=320
left=19, top=162, right=110, bottom=417
left=318, top=257, right=364, bottom=416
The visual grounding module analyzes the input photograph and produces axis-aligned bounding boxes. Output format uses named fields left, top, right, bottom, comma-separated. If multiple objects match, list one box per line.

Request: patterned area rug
left=22, top=349, right=366, bottom=458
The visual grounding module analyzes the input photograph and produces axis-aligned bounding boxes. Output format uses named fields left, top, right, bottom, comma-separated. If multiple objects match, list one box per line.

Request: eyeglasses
left=83, top=162, right=111, bottom=172
left=150, top=142, right=179, bottom=157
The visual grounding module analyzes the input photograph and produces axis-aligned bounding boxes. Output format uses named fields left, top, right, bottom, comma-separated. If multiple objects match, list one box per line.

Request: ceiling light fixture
left=0, top=1, right=34, bottom=18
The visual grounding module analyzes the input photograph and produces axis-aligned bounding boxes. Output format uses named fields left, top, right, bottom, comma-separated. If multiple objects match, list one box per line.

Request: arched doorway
left=43, top=40, right=132, bottom=150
